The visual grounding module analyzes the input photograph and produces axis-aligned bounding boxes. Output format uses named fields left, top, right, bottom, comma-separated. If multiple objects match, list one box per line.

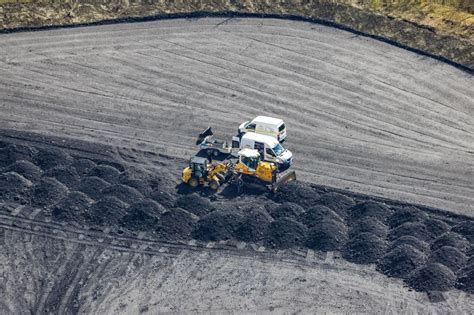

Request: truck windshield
left=272, top=143, right=285, bottom=156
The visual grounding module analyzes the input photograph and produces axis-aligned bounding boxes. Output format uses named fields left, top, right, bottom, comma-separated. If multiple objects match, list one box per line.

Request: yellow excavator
left=182, top=149, right=296, bottom=192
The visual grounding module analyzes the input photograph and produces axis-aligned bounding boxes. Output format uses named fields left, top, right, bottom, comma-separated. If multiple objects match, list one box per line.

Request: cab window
left=246, top=122, right=256, bottom=131
left=278, top=123, right=285, bottom=132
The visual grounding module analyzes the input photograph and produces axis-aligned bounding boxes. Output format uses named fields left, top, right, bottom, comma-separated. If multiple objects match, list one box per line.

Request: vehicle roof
left=239, top=148, right=261, bottom=158
left=242, top=132, right=279, bottom=146
left=251, top=116, right=284, bottom=126
left=191, top=156, right=208, bottom=164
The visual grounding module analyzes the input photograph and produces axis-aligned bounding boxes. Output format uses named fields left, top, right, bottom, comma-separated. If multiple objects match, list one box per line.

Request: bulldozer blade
left=272, top=169, right=296, bottom=192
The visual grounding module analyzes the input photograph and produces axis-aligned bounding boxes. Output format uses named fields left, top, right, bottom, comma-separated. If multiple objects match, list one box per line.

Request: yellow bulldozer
left=182, top=149, right=296, bottom=193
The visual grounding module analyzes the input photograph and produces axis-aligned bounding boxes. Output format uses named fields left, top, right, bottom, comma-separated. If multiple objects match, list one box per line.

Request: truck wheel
left=209, top=180, right=220, bottom=190
left=189, top=177, right=199, bottom=188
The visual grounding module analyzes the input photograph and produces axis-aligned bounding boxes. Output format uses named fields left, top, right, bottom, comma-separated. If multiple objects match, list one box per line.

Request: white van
left=238, top=116, right=287, bottom=142
left=232, top=132, right=293, bottom=168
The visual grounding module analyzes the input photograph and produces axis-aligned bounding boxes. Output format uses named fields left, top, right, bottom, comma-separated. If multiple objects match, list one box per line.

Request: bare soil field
left=0, top=18, right=473, bottom=313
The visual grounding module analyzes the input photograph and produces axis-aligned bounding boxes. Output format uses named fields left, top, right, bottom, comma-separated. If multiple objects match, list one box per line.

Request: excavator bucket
left=271, top=169, right=296, bottom=192
left=196, top=127, right=213, bottom=145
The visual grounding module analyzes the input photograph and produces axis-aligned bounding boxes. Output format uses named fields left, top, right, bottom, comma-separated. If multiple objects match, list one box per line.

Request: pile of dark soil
left=303, top=205, right=344, bottom=228
left=5, top=160, right=43, bottom=181
left=350, top=201, right=393, bottom=223
left=35, top=148, right=73, bottom=170
left=306, top=220, right=349, bottom=251
left=77, top=176, right=111, bottom=200
left=119, top=177, right=154, bottom=196
left=389, top=222, right=431, bottom=242
left=0, top=144, right=38, bottom=167
left=235, top=208, right=272, bottom=242
left=452, top=221, right=474, bottom=242
left=157, top=208, right=198, bottom=240
left=388, top=206, right=428, bottom=228
left=407, top=263, right=456, bottom=292
left=71, top=158, right=96, bottom=176
left=150, top=189, right=175, bottom=209
left=101, top=184, right=143, bottom=204
left=175, top=193, right=214, bottom=217
left=119, top=199, right=165, bottom=231
left=377, top=244, right=427, bottom=278
left=264, top=217, right=308, bottom=249
left=272, top=181, right=320, bottom=207
left=349, top=217, right=388, bottom=238
left=429, top=246, right=467, bottom=272
left=389, top=235, right=430, bottom=254
left=52, top=191, right=93, bottom=223
left=88, top=196, right=128, bottom=226
left=267, top=202, right=305, bottom=220
left=0, top=171, right=32, bottom=203
left=431, top=232, right=470, bottom=252
left=87, top=165, right=121, bottom=183
left=193, top=210, right=245, bottom=242
left=424, top=218, right=451, bottom=239
left=343, top=232, right=388, bottom=264
left=456, top=265, right=474, bottom=293
left=30, top=177, right=69, bottom=207
left=44, top=166, right=80, bottom=188
left=316, top=192, right=355, bottom=218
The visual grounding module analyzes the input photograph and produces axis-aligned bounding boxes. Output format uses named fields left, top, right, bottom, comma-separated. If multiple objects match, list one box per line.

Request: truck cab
left=232, top=132, right=293, bottom=168
left=239, top=116, right=287, bottom=142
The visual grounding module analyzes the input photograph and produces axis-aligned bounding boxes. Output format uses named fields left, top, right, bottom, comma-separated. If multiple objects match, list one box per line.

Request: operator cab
left=189, top=156, right=209, bottom=178
left=238, top=149, right=261, bottom=171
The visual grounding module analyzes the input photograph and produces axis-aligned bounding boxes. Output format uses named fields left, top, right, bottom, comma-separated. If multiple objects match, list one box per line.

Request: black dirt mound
left=343, top=232, right=388, bottom=264
left=429, top=246, right=467, bottom=272
left=264, top=217, right=308, bottom=249
left=52, top=191, right=93, bottom=222
left=316, top=192, right=355, bottom=218
left=407, top=263, right=456, bottom=292
left=119, top=199, right=165, bottom=231
left=71, top=158, right=96, bottom=177
left=119, top=177, right=154, bottom=196
left=35, top=148, right=73, bottom=170
left=272, top=181, right=320, bottom=207
left=350, top=217, right=388, bottom=238
left=424, top=218, right=451, bottom=240
left=350, top=201, right=393, bottom=223
left=388, top=206, right=429, bottom=228
left=44, top=166, right=80, bottom=188
left=30, top=177, right=69, bottom=207
left=389, top=221, right=432, bottom=242
left=431, top=232, right=470, bottom=252
left=77, top=176, right=111, bottom=200
left=175, top=193, right=214, bottom=217
left=150, top=190, right=175, bottom=209
left=456, top=266, right=474, bottom=293
left=306, top=220, right=349, bottom=251
left=235, top=208, right=273, bottom=242
left=5, top=160, right=43, bottom=181
left=89, top=196, right=128, bottom=226
left=87, top=165, right=121, bottom=183
left=0, top=144, right=38, bottom=167
left=452, top=221, right=474, bottom=243
left=0, top=171, right=32, bottom=203
left=303, top=205, right=344, bottom=228
left=377, top=244, right=427, bottom=278
left=157, top=208, right=198, bottom=240
left=268, top=202, right=305, bottom=220
left=389, top=235, right=430, bottom=254
left=193, top=210, right=245, bottom=242
left=101, top=184, right=143, bottom=204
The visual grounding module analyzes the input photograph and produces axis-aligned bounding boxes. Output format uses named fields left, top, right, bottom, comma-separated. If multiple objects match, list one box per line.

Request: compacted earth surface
left=0, top=17, right=473, bottom=313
